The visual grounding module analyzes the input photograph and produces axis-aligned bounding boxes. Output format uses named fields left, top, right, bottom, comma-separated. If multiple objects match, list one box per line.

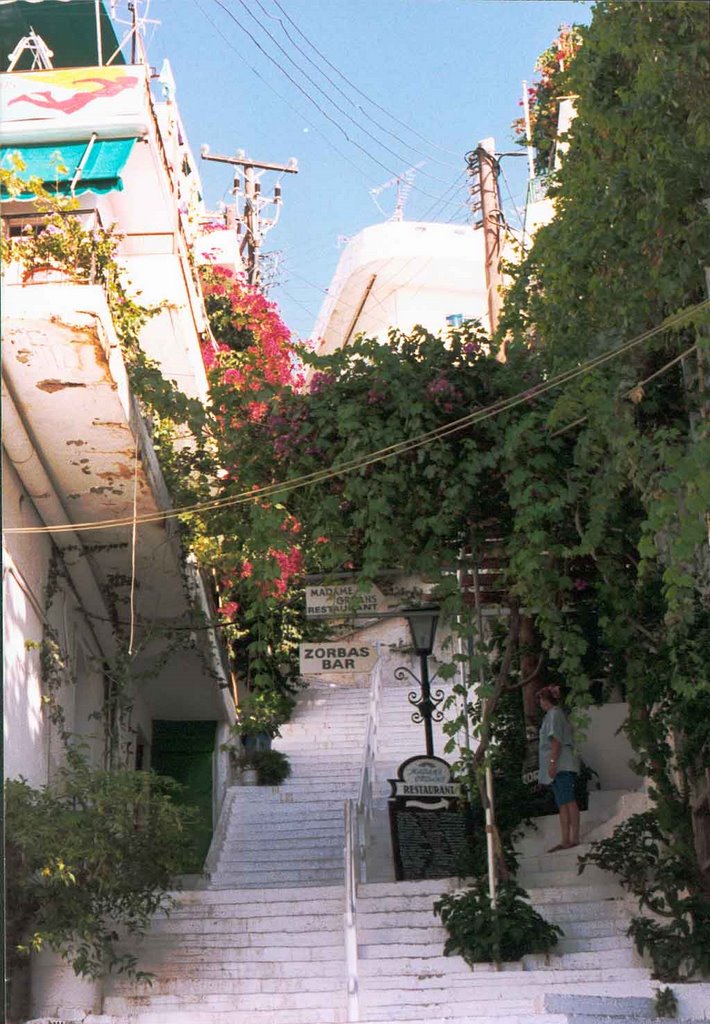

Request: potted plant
left=224, top=691, right=294, bottom=759
left=235, top=749, right=291, bottom=787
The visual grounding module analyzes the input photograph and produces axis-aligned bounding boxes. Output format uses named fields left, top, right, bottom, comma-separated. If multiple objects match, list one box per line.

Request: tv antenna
left=370, top=162, right=425, bottom=222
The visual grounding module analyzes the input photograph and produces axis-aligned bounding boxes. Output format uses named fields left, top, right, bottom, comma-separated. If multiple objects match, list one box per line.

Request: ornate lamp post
left=395, top=607, right=444, bottom=757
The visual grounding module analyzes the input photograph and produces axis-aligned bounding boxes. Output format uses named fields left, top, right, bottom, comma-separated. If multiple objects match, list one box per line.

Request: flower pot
left=242, top=733, right=272, bottom=754
left=241, top=768, right=259, bottom=786
left=30, top=946, right=102, bottom=1020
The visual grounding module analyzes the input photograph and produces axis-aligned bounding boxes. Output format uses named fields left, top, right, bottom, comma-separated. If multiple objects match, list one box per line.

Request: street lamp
left=395, top=607, right=444, bottom=757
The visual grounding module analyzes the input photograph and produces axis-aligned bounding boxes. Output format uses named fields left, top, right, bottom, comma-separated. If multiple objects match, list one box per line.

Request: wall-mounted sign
left=298, top=642, right=378, bottom=674
left=0, top=66, right=148, bottom=144
left=305, top=582, right=384, bottom=619
left=305, top=572, right=439, bottom=620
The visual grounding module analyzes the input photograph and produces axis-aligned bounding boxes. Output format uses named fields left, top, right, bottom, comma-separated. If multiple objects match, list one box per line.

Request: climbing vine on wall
left=512, top=23, right=582, bottom=175
left=498, top=0, right=710, bottom=977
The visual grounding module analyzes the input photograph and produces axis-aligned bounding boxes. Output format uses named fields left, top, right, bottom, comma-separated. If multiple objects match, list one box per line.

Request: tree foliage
left=168, top=3, right=709, bottom=976
left=5, top=764, right=196, bottom=980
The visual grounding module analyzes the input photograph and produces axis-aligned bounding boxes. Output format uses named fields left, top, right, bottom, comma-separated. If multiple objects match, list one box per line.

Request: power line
left=254, top=0, right=459, bottom=171
left=193, top=0, right=374, bottom=186
left=206, top=0, right=460, bottom=201
left=269, top=0, right=461, bottom=161
left=5, top=300, right=705, bottom=538
left=416, top=169, right=468, bottom=221
left=227, top=0, right=454, bottom=186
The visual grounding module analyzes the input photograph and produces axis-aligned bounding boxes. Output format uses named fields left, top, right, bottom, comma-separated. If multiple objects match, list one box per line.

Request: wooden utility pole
left=466, top=139, right=503, bottom=337
left=200, top=149, right=298, bottom=288
left=476, top=137, right=503, bottom=336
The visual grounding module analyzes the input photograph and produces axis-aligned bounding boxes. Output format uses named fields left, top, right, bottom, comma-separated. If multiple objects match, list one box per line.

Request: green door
left=151, top=720, right=217, bottom=873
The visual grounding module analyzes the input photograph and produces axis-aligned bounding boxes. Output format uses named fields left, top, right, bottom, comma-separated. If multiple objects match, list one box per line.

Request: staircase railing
left=355, top=655, right=384, bottom=884
left=343, top=655, right=385, bottom=1022
left=344, top=798, right=360, bottom=1022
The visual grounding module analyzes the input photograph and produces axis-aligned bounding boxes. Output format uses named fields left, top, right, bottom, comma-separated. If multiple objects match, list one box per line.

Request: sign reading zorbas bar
left=299, top=643, right=378, bottom=674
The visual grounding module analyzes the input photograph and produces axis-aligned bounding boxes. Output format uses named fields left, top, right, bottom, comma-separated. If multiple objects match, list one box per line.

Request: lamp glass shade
left=405, top=609, right=439, bottom=655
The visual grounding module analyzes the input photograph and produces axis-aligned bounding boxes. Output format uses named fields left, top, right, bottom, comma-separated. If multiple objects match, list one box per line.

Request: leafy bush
left=5, top=763, right=198, bottom=980
left=232, top=690, right=295, bottom=740
left=579, top=812, right=710, bottom=981
left=433, top=879, right=562, bottom=966
left=244, top=749, right=292, bottom=786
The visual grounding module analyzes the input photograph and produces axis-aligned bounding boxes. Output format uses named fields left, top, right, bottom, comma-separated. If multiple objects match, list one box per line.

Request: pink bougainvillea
left=198, top=266, right=307, bottom=605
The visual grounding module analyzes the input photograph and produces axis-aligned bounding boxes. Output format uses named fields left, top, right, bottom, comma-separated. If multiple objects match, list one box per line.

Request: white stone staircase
left=90, top=679, right=370, bottom=1024
left=82, top=663, right=710, bottom=1024
left=208, top=680, right=370, bottom=889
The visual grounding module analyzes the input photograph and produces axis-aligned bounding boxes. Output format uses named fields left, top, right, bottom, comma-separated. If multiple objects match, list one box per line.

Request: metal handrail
left=344, top=799, right=360, bottom=1022
left=355, top=656, right=385, bottom=883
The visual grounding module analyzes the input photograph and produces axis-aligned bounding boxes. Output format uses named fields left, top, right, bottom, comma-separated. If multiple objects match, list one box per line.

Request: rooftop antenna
left=370, top=162, right=425, bottom=222
left=109, top=1, right=160, bottom=66
left=7, top=29, right=54, bottom=71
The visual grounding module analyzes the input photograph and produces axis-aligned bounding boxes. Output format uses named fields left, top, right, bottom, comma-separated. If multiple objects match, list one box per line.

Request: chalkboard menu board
left=389, top=803, right=474, bottom=881
left=388, top=755, right=474, bottom=881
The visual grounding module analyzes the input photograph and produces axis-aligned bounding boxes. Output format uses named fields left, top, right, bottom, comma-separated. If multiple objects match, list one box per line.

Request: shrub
left=5, top=762, right=198, bottom=980
left=434, top=878, right=562, bottom=966
left=579, top=812, right=710, bottom=981
left=245, top=749, right=291, bottom=786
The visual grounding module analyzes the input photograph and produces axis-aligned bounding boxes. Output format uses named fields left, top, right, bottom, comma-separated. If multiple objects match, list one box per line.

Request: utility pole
left=466, top=138, right=503, bottom=338
left=200, top=148, right=298, bottom=289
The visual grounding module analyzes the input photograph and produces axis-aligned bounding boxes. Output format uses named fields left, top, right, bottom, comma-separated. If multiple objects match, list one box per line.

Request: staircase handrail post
left=344, top=798, right=360, bottom=1022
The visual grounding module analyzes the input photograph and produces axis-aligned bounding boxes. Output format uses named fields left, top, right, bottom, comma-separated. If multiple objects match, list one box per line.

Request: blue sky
left=148, top=0, right=591, bottom=340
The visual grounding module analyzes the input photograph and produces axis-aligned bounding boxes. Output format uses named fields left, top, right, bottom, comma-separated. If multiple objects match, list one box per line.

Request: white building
left=1, top=2, right=239, bottom=850
left=311, top=220, right=491, bottom=354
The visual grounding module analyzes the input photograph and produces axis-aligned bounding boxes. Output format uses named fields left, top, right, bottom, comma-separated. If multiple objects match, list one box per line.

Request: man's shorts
left=551, top=770, right=577, bottom=807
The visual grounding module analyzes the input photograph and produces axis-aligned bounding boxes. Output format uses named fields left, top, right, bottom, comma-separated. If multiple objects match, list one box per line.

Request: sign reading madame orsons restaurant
left=388, top=755, right=474, bottom=881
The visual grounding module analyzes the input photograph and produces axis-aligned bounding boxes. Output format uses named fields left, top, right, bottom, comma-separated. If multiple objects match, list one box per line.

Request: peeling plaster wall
left=2, top=453, right=110, bottom=783
left=3, top=453, right=51, bottom=786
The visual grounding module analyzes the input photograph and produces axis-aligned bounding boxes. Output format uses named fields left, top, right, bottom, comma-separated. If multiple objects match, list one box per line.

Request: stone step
left=210, top=870, right=344, bottom=887
left=123, top=945, right=346, bottom=966
left=131, top=930, right=347, bottom=952
left=217, top=845, right=343, bottom=863
left=518, top=864, right=617, bottom=888
left=359, top=962, right=652, bottom=986
left=359, top=995, right=546, bottom=1016
left=545, top=995, right=657, bottom=1018
left=175, top=883, right=344, bottom=904
left=146, top=912, right=346, bottom=934
left=219, top=826, right=343, bottom=844
left=168, top=899, right=344, bottom=919
left=222, top=802, right=346, bottom=817
left=517, top=844, right=594, bottom=872
left=357, top=1018, right=568, bottom=1024
left=103, top=989, right=346, bottom=1013
left=89, top=1007, right=348, bottom=1024
left=108, top=972, right=346, bottom=995
left=220, top=813, right=345, bottom=829
left=217, top=843, right=342, bottom=864
left=528, top=882, right=626, bottom=904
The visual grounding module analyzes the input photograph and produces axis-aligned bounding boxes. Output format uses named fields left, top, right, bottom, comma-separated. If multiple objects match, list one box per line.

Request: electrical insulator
left=274, top=183, right=282, bottom=202
left=254, top=181, right=261, bottom=196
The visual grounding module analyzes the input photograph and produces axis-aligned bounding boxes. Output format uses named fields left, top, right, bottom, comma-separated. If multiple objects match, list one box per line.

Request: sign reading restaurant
left=305, top=582, right=383, bottom=619
left=299, top=643, right=378, bottom=674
